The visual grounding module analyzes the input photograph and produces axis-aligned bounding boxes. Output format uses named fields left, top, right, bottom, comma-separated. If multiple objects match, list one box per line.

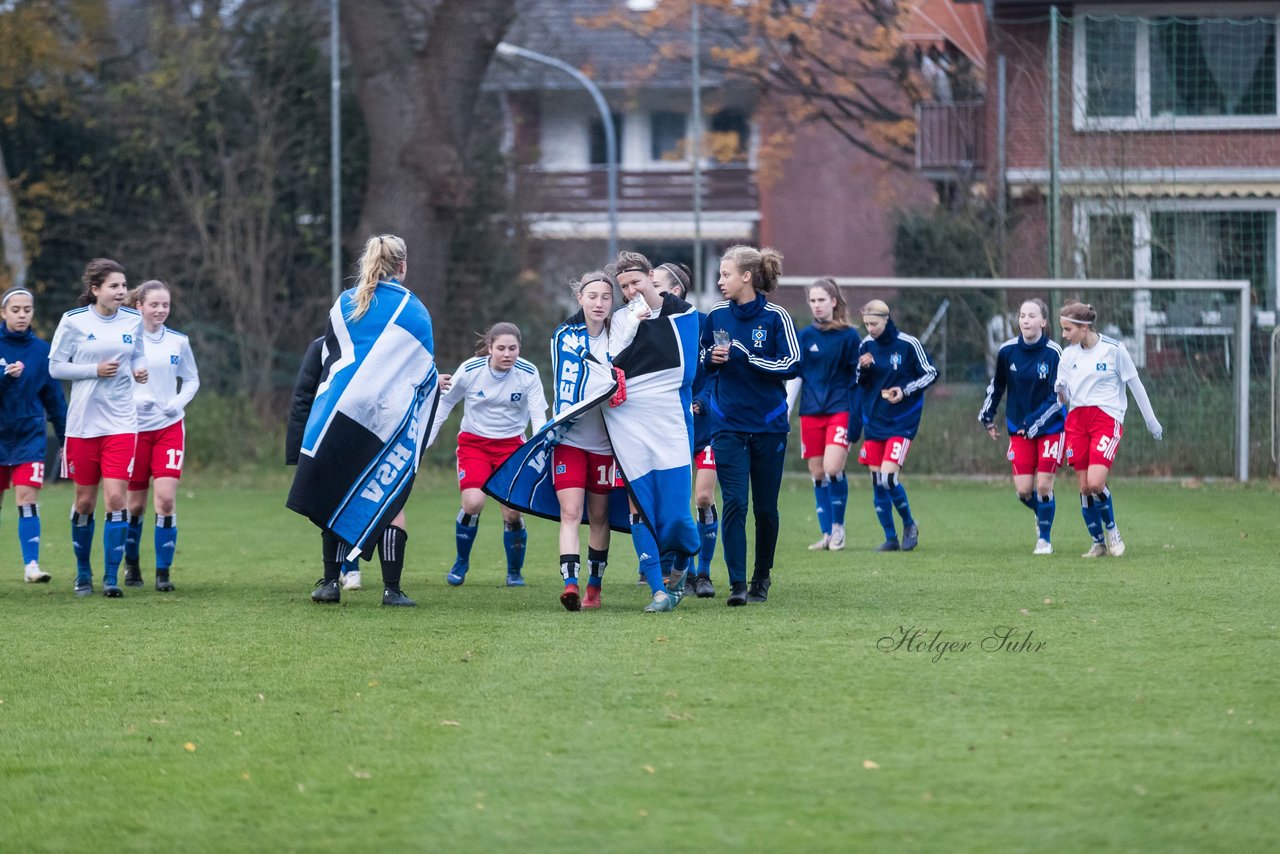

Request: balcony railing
left=517, top=165, right=758, bottom=215
left=916, top=101, right=986, bottom=175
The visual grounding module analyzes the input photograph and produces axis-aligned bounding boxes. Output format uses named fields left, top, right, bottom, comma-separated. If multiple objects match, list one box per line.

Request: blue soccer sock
left=886, top=473, right=915, bottom=528
left=1019, top=493, right=1038, bottom=512
left=103, top=510, right=128, bottom=584
left=454, top=510, right=479, bottom=566
left=559, top=554, right=580, bottom=586
left=660, top=551, right=677, bottom=578
left=586, top=546, right=608, bottom=589
left=696, top=504, right=718, bottom=576
left=1094, top=487, right=1117, bottom=531
left=17, top=503, right=40, bottom=565
left=155, top=514, right=177, bottom=570
left=1080, top=494, right=1104, bottom=543
left=871, top=475, right=897, bottom=541
left=829, top=472, right=849, bottom=526
left=629, top=514, right=664, bottom=594
left=125, top=513, right=144, bottom=564
left=1036, top=493, right=1055, bottom=542
left=812, top=476, right=832, bottom=536
left=503, top=520, right=527, bottom=573
left=71, top=511, right=95, bottom=581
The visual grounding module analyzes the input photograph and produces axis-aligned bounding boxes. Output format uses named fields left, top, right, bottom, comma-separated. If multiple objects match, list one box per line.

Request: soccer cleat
left=102, top=584, right=123, bottom=598
left=381, top=588, right=416, bottom=607
left=123, top=560, right=143, bottom=587
left=1033, top=539, right=1054, bottom=556
left=445, top=561, right=469, bottom=587
left=1105, top=528, right=1126, bottom=557
left=643, top=589, right=677, bottom=612
left=582, top=585, right=602, bottom=609
left=505, top=571, right=526, bottom=587
left=23, top=561, right=50, bottom=584
left=828, top=524, right=846, bottom=551
left=666, top=568, right=688, bottom=597
left=311, top=578, right=341, bottom=603
left=155, top=570, right=175, bottom=592
left=559, top=582, right=581, bottom=612
left=901, top=523, right=919, bottom=551
left=342, top=570, right=363, bottom=591
left=746, top=576, right=771, bottom=604
left=74, top=578, right=94, bottom=597
left=876, top=539, right=901, bottom=552
left=726, top=582, right=749, bottom=607
left=807, top=534, right=830, bottom=551
left=1081, top=542, right=1108, bottom=559
left=692, top=574, right=716, bottom=599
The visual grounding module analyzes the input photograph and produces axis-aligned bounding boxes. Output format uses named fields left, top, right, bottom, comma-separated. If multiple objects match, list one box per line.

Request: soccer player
left=48, top=258, right=148, bottom=597
left=702, top=245, right=799, bottom=606
left=1055, top=300, right=1163, bottom=557
left=978, top=298, right=1063, bottom=555
left=0, top=286, right=67, bottom=584
left=787, top=277, right=861, bottom=551
left=550, top=270, right=620, bottom=611
left=122, top=280, right=199, bottom=591
left=429, top=322, right=548, bottom=588
left=855, top=299, right=937, bottom=552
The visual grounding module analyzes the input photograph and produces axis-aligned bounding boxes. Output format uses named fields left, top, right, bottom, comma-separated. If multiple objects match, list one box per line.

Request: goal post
left=776, top=277, right=1253, bottom=481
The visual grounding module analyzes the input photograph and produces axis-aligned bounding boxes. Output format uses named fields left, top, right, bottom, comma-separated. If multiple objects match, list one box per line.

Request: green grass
left=1, top=474, right=1277, bottom=852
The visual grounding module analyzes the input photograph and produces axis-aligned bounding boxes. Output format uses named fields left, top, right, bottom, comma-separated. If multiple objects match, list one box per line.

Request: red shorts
left=129, top=421, right=186, bottom=490
left=1065, top=407, right=1124, bottom=469
left=859, top=437, right=912, bottom=468
left=456, top=431, right=524, bottom=491
left=800, top=413, right=851, bottom=459
left=1007, top=433, right=1063, bottom=476
left=553, top=445, right=622, bottom=494
left=694, top=444, right=716, bottom=471
left=0, top=461, right=47, bottom=492
left=63, top=434, right=136, bottom=485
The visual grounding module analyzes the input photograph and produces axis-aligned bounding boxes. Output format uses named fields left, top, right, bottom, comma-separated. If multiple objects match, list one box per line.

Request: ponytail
left=350, top=235, right=407, bottom=321
left=721, top=245, right=783, bottom=294
left=78, top=258, right=125, bottom=307
left=809, top=277, right=851, bottom=329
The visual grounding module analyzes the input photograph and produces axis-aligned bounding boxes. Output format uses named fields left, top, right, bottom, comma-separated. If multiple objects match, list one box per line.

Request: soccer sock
left=454, top=510, right=479, bottom=565
left=587, top=546, right=608, bottom=589
left=1080, top=494, right=1104, bottom=543
left=829, top=472, right=849, bottom=526
left=503, top=520, right=527, bottom=573
left=871, top=474, right=896, bottom=541
left=630, top=513, right=665, bottom=595
left=559, top=553, right=580, bottom=586
left=17, top=503, right=40, bottom=565
left=1036, top=493, right=1055, bottom=542
left=1094, top=487, right=1117, bottom=531
left=125, top=513, right=143, bottom=564
left=71, top=511, right=95, bottom=581
left=155, top=515, right=177, bottom=570
left=103, top=510, right=128, bottom=584
left=813, top=476, right=832, bottom=536
left=321, top=531, right=344, bottom=582
left=696, top=504, right=718, bottom=576
left=1019, top=493, right=1037, bottom=512
left=378, top=525, right=408, bottom=591
left=886, top=473, right=915, bottom=527
left=660, top=551, right=677, bottom=578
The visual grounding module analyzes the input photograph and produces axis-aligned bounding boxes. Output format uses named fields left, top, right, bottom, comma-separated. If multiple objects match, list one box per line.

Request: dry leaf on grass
left=863, top=760, right=879, bottom=770
left=184, top=742, right=196, bottom=752
left=440, top=720, right=461, bottom=727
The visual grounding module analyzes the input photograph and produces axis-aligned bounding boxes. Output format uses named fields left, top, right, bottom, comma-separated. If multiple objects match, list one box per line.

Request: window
left=1087, top=214, right=1135, bottom=278
left=1152, top=210, right=1276, bottom=309
left=1075, top=12, right=1280, bottom=128
left=650, top=111, right=686, bottom=161
left=588, top=113, right=624, bottom=166
left=707, top=109, right=750, bottom=161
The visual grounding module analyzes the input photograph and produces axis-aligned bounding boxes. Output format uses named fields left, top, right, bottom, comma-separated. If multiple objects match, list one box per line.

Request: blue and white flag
left=287, top=281, right=439, bottom=556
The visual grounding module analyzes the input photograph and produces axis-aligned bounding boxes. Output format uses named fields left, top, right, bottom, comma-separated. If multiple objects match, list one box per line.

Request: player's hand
left=97, top=359, right=120, bottom=377
left=4, top=360, right=23, bottom=377
left=133, top=368, right=148, bottom=384
left=1148, top=419, right=1163, bottom=441
left=1053, top=378, right=1067, bottom=393
left=884, top=387, right=904, bottom=404
left=163, top=405, right=181, bottom=420
left=858, top=352, right=874, bottom=368
left=691, top=400, right=702, bottom=416
left=439, top=373, right=453, bottom=393
left=710, top=345, right=729, bottom=364
left=985, top=424, right=998, bottom=440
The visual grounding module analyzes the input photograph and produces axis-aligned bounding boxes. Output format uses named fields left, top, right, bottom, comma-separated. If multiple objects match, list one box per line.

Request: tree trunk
left=0, top=144, right=28, bottom=289
left=342, top=0, right=517, bottom=307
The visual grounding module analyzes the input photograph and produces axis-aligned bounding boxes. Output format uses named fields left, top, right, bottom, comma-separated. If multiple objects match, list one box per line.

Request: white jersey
left=133, top=326, right=200, bottom=433
left=429, top=356, right=548, bottom=446
left=49, top=306, right=147, bottom=438
left=1056, top=335, right=1138, bottom=423
left=560, top=330, right=612, bottom=454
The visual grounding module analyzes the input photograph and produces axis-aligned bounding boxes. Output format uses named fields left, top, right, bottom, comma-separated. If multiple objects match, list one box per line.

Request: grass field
left=1, top=474, right=1277, bottom=852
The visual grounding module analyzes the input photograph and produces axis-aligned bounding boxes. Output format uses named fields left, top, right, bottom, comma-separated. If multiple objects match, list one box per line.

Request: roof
left=902, top=1, right=988, bottom=68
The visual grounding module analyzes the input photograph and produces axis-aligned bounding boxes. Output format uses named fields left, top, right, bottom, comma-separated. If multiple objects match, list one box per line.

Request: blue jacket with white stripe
left=978, top=334, right=1064, bottom=438
left=0, top=324, right=66, bottom=466
left=855, top=318, right=937, bottom=441
left=701, top=293, right=800, bottom=434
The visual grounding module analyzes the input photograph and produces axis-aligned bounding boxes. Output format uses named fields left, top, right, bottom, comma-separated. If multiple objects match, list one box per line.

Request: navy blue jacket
left=855, top=318, right=937, bottom=441
left=978, top=335, right=1064, bottom=438
left=0, top=324, right=67, bottom=465
left=701, top=294, right=800, bottom=434
left=689, top=311, right=717, bottom=451
left=796, top=324, right=862, bottom=416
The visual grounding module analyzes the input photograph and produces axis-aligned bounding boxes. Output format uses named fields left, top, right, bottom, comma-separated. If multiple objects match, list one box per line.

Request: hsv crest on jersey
left=123, top=334, right=133, bottom=343
left=511, top=392, right=522, bottom=401
left=1038, top=361, right=1049, bottom=379
left=1096, top=362, right=1107, bottom=371
left=170, top=355, right=180, bottom=365
left=890, top=352, right=903, bottom=369
left=752, top=327, right=767, bottom=348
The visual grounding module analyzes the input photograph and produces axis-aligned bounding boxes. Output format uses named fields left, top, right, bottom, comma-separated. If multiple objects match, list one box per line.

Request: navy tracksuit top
left=978, top=334, right=1065, bottom=438
left=855, top=318, right=937, bottom=441
left=701, top=293, right=800, bottom=434
left=0, top=324, right=67, bottom=465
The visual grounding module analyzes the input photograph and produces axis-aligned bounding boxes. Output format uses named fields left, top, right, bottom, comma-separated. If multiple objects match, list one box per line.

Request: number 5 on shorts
left=1095, top=436, right=1111, bottom=454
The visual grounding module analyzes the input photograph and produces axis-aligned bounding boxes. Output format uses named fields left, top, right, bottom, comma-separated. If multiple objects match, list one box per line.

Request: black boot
left=124, top=560, right=143, bottom=588
left=726, top=581, right=749, bottom=607
left=311, top=578, right=341, bottom=603
left=747, top=575, right=771, bottom=604
left=155, top=569, right=175, bottom=592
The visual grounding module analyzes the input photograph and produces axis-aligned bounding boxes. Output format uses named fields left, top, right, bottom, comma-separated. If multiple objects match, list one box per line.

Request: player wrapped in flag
left=286, top=282, right=439, bottom=561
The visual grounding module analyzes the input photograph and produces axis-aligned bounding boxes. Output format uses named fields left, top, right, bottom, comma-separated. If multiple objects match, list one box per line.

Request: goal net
left=775, top=276, right=1255, bottom=480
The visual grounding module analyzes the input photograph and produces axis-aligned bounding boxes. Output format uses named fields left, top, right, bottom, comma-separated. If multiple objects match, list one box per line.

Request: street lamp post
left=496, top=42, right=618, bottom=262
